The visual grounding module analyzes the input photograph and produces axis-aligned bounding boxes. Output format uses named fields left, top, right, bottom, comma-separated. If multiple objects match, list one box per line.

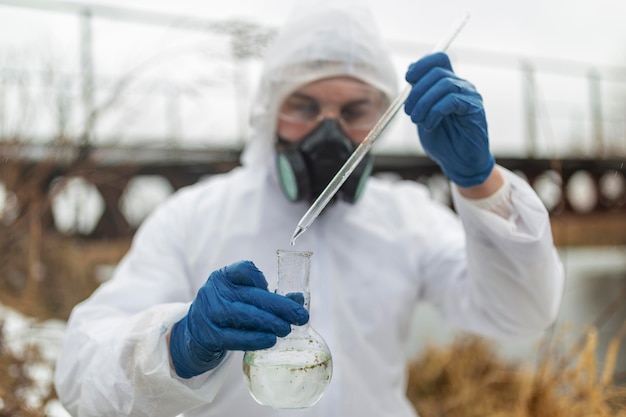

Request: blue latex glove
left=404, top=52, right=495, bottom=187
left=169, top=260, right=309, bottom=379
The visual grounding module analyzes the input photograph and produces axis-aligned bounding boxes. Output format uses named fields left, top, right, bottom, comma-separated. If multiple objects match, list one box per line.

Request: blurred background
left=0, top=0, right=624, bottom=415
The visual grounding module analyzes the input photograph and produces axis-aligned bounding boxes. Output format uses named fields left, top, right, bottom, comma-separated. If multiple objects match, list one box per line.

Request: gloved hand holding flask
left=169, top=261, right=309, bottom=379
left=404, top=52, right=495, bottom=188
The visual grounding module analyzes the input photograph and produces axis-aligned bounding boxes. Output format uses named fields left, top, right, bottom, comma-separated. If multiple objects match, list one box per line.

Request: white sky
left=85, top=0, right=626, bottom=64
left=0, top=0, right=624, bottom=156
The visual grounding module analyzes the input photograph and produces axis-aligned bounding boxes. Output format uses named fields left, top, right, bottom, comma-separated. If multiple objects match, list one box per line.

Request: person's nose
left=318, top=104, right=341, bottom=121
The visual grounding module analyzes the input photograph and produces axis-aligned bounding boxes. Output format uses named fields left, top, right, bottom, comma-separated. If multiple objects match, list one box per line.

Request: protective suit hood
left=241, top=0, right=399, bottom=168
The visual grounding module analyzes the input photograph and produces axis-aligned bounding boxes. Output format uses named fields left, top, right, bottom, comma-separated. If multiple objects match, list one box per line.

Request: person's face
left=276, top=77, right=388, bottom=144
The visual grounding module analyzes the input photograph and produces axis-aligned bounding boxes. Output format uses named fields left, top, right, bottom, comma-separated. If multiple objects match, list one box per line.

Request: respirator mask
left=276, top=119, right=373, bottom=204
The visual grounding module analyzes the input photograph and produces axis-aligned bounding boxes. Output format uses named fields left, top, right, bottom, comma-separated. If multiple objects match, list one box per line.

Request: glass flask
left=243, top=249, right=333, bottom=409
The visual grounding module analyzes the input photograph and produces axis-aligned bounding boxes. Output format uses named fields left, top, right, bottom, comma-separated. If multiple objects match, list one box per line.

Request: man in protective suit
left=55, top=1, right=564, bottom=416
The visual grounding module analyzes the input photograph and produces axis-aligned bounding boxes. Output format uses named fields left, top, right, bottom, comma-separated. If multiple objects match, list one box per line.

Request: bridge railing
left=1, top=143, right=624, bottom=247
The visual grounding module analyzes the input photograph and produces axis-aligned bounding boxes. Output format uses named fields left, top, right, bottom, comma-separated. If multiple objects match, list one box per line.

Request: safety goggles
left=278, top=93, right=387, bottom=132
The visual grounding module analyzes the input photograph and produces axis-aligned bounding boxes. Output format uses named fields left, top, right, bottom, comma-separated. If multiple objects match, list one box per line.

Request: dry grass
left=0, top=321, right=50, bottom=417
left=407, top=326, right=626, bottom=417
left=0, top=230, right=128, bottom=321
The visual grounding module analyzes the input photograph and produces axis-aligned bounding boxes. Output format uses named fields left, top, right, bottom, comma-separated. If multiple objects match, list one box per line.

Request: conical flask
left=243, top=249, right=333, bottom=409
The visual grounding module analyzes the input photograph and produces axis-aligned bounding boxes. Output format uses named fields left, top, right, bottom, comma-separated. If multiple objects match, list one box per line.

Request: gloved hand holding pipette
left=169, top=261, right=309, bottom=378
left=404, top=52, right=495, bottom=188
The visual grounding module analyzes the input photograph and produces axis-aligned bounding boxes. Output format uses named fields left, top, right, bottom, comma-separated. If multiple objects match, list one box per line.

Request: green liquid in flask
left=243, top=348, right=332, bottom=409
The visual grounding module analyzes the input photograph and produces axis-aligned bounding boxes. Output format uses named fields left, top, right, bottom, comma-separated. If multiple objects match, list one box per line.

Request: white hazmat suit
left=55, top=2, right=564, bottom=416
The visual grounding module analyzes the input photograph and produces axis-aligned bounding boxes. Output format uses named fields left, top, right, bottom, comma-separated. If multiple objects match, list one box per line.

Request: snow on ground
left=0, top=303, right=71, bottom=417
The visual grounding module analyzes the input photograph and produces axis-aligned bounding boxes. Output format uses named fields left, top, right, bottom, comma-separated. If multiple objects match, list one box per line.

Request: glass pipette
left=290, top=13, right=471, bottom=246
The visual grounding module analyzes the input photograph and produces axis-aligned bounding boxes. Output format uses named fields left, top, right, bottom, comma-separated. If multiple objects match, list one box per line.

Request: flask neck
left=275, top=250, right=313, bottom=312
left=290, top=321, right=311, bottom=334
